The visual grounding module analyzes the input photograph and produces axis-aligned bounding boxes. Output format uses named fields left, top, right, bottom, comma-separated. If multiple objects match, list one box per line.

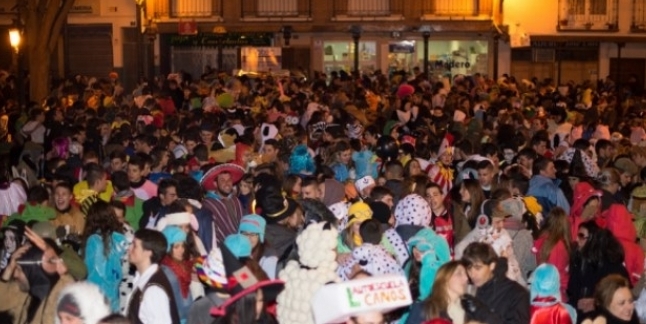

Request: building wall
left=503, top=0, right=646, bottom=84
left=67, top=0, right=137, bottom=69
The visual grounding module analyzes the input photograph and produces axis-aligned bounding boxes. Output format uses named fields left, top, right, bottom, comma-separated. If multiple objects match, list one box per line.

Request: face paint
left=503, top=149, right=515, bottom=164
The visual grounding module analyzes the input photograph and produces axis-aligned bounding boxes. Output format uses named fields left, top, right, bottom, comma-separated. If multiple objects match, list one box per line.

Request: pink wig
left=52, top=137, right=70, bottom=159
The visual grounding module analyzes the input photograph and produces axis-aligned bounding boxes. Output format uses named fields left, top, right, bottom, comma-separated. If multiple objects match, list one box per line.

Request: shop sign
left=431, top=60, right=472, bottom=69
left=531, top=41, right=599, bottom=48
left=170, top=33, right=273, bottom=47
left=69, top=0, right=100, bottom=15
left=345, top=277, right=409, bottom=308
left=389, top=41, right=415, bottom=54
left=178, top=20, right=198, bottom=35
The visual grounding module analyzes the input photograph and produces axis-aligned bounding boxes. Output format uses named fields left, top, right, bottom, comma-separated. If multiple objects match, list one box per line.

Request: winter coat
left=534, top=237, right=570, bottom=301
left=0, top=274, right=74, bottom=324
left=580, top=308, right=639, bottom=324
left=84, top=231, right=128, bottom=312
left=528, top=175, right=571, bottom=215
left=530, top=298, right=575, bottom=324
left=570, top=182, right=602, bottom=241
left=474, top=258, right=530, bottom=324
left=603, top=203, right=644, bottom=286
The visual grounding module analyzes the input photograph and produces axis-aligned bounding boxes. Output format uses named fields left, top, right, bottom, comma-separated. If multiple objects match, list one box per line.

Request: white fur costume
left=277, top=222, right=340, bottom=324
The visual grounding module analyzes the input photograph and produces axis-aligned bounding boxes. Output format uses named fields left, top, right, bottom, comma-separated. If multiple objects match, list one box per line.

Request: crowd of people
left=0, top=68, right=644, bottom=324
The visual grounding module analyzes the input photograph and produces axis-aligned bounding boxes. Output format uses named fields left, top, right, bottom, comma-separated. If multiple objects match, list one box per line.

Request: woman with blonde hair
left=580, top=274, right=639, bottom=324
left=533, top=207, right=572, bottom=300
left=406, top=261, right=498, bottom=324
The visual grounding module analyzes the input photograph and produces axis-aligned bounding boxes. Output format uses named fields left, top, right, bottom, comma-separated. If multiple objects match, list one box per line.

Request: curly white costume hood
left=55, top=282, right=111, bottom=324
left=277, top=222, right=340, bottom=324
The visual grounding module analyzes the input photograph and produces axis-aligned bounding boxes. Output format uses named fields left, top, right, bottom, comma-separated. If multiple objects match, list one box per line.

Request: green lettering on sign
left=346, top=288, right=361, bottom=308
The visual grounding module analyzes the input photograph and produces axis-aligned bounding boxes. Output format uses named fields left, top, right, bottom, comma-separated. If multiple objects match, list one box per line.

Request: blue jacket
left=527, top=175, right=571, bottom=215
left=84, top=231, right=128, bottom=312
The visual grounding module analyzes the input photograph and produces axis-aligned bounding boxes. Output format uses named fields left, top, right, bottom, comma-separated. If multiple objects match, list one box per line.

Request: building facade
left=144, top=0, right=504, bottom=80
left=502, top=0, right=646, bottom=87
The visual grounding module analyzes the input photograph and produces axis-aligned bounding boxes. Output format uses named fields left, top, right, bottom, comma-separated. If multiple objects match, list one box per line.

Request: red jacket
left=533, top=237, right=570, bottom=301
left=569, top=182, right=601, bottom=241
left=604, top=203, right=644, bottom=285
left=530, top=299, right=573, bottom=324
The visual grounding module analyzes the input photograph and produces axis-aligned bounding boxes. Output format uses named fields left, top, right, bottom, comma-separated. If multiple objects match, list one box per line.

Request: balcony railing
left=557, top=0, right=618, bottom=31
left=421, top=0, right=494, bottom=19
left=147, top=0, right=223, bottom=19
left=241, top=0, right=311, bottom=19
left=333, top=0, right=403, bottom=19
left=632, top=0, right=646, bottom=32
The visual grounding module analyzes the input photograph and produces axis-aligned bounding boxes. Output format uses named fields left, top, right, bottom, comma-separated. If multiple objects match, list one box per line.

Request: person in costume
left=210, top=243, right=283, bottom=324
left=428, top=134, right=455, bottom=195
left=161, top=226, right=194, bottom=324
left=529, top=263, right=577, bottom=324
left=201, top=163, right=245, bottom=200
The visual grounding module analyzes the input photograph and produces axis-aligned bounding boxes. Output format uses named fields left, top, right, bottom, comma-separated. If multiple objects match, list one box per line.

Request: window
left=171, top=0, right=213, bottom=17
left=258, top=0, right=298, bottom=16
left=573, top=0, right=606, bottom=15
left=347, top=0, right=390, bottom=16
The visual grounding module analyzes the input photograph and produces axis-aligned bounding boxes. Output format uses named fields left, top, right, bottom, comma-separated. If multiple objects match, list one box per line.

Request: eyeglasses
left=577, top=233, right=589, bottom=240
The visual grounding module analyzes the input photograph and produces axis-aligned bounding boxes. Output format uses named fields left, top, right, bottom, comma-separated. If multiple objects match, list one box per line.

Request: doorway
left=610, top=58, right=645, bottom=90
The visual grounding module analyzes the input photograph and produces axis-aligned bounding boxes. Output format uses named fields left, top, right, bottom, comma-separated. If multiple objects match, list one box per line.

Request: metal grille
left=171, top=47, right=237, bottom=77
left=150, top=0, right=222, bottom=18
left=533, top=49, right=556, bottom=62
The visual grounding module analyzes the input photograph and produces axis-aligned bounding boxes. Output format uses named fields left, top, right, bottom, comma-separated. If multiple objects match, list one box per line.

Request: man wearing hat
left=201, top=163, right=245, bottom=200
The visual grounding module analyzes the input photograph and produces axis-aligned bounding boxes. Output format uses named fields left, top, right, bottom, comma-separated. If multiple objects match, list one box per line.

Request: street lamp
left=8, top=23, right=23, bottom=111
left=8, top=28, right=20, bottom=53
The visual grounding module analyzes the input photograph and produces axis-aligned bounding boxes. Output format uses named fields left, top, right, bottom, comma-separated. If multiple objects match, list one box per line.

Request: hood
left=55, top=282, right=111, bottom=324
left=605, top=204, right=637, bottom=242
left=529, top=174, right=560, bottom=188
left=571, top=182, right=602, bottom=217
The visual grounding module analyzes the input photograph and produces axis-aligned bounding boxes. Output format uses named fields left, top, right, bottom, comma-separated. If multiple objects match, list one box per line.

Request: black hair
left=111, top=171, right=130, bottom=192
left=369, top=186, right=393, bottom=201
left=462, top=242, right=498, bottom=267
left=127, top=155, right=146, bottom=170
left=579, top=221, right=624, bottom=266
left=532, top=156, right=553, bottom=177
left=27, top=186, right=49, bottom=204
left=359, top=219, right=383, bottom=244
left=84, top=163, right=106, bottom=188
left=157, top=178, right=179, bottom=197
left=134, top=229, right=168, bottom=264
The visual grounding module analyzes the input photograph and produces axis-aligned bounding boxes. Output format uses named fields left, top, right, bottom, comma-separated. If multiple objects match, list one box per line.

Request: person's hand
left=2, top=244, right=30, bottom=281
left=577, top=298, right=595, bottom=313
left=24, top=227, right=47, bottom=252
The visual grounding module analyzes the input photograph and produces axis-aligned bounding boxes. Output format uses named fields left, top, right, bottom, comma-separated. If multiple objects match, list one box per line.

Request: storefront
left=317, top=36, right=491, bottom=78
left=322, top=40, right=378, bottom=74
left=163, top=33, right=274, bottom=77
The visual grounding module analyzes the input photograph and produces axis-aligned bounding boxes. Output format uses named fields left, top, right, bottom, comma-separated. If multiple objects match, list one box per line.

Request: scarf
left=161, top=255, right=192, bottom=298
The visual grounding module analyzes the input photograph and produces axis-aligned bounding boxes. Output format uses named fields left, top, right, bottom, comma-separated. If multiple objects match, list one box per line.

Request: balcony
left=147, top=0, right=223, bottom=20
left=557, top=0, right=618, bottom=31
left=421, top=0, right=494, bottom=20
left=332, top=0, right=404, bottom=21
left=241, top=0, right=312, bottom=21
left=632, top=0, right=646, bottom=32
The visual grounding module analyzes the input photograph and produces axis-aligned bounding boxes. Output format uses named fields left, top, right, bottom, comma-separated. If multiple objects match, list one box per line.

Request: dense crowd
left=0, top=69, right=644, bottom=324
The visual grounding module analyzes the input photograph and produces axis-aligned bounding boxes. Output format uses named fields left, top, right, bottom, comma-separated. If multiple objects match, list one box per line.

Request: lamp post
left=213, top=26, right=227, bottom=72
left=9, top=24, right=23, bottom=111
left=350, top=25, right=362, bottom=74
left=145, top=19, right=158, bottom=82
left=420, top=25, right=431, bottom=79
left=281, top=25, right=293, bottom=47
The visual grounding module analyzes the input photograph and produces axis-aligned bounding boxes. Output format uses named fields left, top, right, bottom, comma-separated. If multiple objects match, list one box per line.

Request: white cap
left=354, top=176, right=375, bottom=194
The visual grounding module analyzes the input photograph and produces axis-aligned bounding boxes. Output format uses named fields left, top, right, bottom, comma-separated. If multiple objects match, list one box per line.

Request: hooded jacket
left=55, top=282, right=111, bottom=324
left=474, top=258, right=530, bottom=324
left=528, top=175, right=571, bottom=215
left=569, top=182, right=601, bottom=241
left=604, top=203, right=644, bottom=286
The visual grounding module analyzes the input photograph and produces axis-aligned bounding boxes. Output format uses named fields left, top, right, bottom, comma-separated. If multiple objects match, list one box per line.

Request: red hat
left=200, top=163, right=245, bottom=192
left=396, top=84, right=415, bottom=99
